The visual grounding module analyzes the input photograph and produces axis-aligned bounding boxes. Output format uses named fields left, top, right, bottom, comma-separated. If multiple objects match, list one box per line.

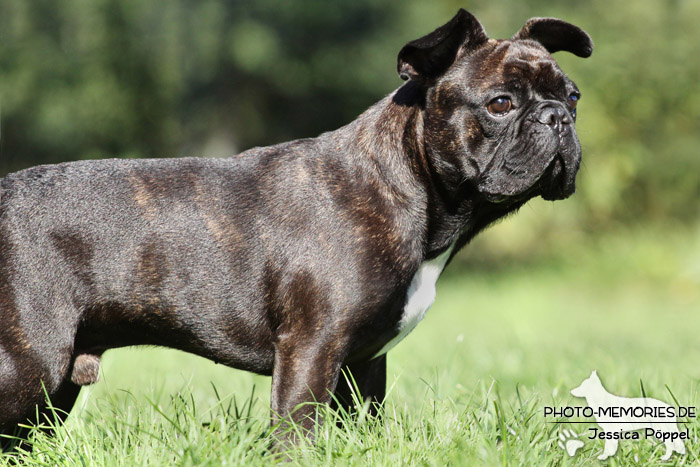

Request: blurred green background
left=2, top=1, right=700, bottom=463
left=1, top=0, right=699, bottom=269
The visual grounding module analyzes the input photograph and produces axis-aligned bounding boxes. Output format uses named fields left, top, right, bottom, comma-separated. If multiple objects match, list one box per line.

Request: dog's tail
left=0, top=176, right=7, bottom=206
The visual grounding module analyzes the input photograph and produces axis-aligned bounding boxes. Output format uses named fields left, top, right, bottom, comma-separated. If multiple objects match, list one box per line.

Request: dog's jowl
left=0, top=10, right=592, bottom=449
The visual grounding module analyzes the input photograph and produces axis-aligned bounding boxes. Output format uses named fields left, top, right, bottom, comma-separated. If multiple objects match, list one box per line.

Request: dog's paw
left=558, top=428, right=584, bottom=457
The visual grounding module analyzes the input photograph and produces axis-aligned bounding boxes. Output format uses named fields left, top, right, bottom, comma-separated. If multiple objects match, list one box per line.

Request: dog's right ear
left=512, top=17, right=593, bottom=58
left=397, top=9, right=488, bottom=83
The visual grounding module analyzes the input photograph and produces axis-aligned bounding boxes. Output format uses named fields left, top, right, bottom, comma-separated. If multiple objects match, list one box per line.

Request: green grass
left=2, top=227, right=700, bottom=465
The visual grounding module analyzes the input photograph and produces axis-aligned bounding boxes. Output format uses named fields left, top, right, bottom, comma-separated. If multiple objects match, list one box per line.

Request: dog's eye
left=567, top=93, right=579, bottom=119
left=487, top=96, right=512, bottom=116
left=567, top=93, right=579, bottom=110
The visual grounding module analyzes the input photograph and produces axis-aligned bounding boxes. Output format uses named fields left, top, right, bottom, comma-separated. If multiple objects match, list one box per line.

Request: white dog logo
left=569, top=370, right=686, bottom=460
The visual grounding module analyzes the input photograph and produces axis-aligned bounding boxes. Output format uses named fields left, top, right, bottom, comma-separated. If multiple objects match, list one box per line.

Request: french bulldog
left=0, top=9, right=592, bottom=450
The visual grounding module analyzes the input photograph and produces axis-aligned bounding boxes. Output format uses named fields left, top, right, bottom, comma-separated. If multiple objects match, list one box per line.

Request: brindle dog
left=0, top=9, right=592, bottom=450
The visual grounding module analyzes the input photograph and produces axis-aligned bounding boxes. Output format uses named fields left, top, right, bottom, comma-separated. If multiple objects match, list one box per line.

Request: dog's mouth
left=480, top=147, right=580, bottom=205
left=539, top=152, right=576, bottom=201
left=483, top=192, right=509, bottom=203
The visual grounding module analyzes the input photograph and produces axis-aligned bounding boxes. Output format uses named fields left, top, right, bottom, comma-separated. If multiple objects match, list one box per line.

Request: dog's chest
left=373, top=245, right=454, bottom=357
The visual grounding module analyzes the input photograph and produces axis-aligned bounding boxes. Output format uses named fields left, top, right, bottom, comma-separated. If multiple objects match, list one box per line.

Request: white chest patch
left=373, top=244, right=455, bottom=357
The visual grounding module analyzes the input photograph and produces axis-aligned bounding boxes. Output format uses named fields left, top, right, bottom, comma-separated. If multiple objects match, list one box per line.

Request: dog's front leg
left=331, top=356, right=386, bottom=417
left=599, top=437, right=619, bottom=460
left=269, top=333, right=348, bottom=449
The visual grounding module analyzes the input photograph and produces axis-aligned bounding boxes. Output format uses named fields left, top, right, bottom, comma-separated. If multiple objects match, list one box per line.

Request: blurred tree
left=0, top=0, right=401, bottom=171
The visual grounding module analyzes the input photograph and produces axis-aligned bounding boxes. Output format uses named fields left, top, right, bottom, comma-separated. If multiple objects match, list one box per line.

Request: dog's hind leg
left=661, top=432, right=686, bottom=460
left=674, top=436, right=686, bottom=457
left=0, top=318, right=80, bottom=452
left=660, top=442, right=671, bottom=461
left=0, top=340, right=81, bottom=453
left=0, top=378, right=81, bottom=453
left=0, top=338, right=47, bottom=452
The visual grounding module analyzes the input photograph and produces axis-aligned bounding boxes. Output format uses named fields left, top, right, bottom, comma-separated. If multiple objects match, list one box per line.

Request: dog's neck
left=579, top=381, right=610, bottom=411
left=583, top=396, right=601, bottom=411
left=329, top=81, right=526, bottom=260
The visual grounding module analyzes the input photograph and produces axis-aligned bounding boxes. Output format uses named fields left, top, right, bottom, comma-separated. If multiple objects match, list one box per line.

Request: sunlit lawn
left=3, top=225, right=700, bottom=465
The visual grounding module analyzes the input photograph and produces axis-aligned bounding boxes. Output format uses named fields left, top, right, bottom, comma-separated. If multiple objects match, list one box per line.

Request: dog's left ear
left=512, top=18, right=593, bottom=58
left=397, top=9, right=489, bottom=83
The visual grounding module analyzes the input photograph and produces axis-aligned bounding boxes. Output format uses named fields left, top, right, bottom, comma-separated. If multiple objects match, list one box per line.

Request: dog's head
left=570, top=370, right=602, bottom=397
left=398, top=9, right=593, bottom=204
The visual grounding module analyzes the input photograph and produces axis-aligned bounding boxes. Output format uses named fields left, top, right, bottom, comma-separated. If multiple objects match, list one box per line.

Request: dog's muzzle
left=535, top=103, right=581, bottom=201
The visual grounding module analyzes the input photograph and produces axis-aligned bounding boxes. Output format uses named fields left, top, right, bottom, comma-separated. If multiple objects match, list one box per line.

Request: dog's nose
left=536, top=105, right=571, bottom=130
